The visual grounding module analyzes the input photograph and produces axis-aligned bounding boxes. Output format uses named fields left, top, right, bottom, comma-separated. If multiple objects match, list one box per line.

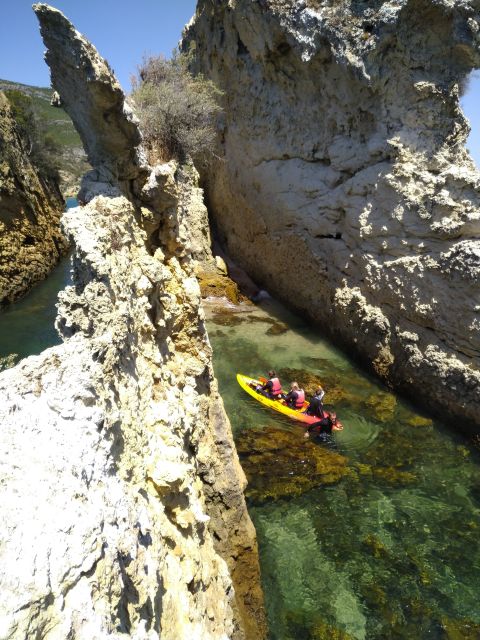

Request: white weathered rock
left=185, top=0, right=480, bottom=428
left=34, top=3, right=148, bottom=186
left=0, top=188, right=264, bottom=639
left=0, top=6, right=266, bottom=639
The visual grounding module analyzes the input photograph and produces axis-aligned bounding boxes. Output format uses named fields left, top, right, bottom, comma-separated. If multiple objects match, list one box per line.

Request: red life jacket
left=295, top=389, right=305, bottom=409
left=270, top=377, right=281, bottom=395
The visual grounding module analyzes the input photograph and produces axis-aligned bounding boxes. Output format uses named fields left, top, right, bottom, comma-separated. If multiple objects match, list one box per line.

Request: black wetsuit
left=307, top=416, right=333, bottom=435
left=261, top=380, right=273, bottom=392
left=306, top=393, right=325, bottom=419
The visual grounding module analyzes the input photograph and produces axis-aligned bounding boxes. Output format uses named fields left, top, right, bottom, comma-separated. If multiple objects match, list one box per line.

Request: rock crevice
left=185, top=0, right=480, bottom=429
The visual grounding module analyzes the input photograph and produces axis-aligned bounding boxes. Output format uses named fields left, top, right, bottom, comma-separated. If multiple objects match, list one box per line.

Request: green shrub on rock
left=131, top=51, right=223, bottom=164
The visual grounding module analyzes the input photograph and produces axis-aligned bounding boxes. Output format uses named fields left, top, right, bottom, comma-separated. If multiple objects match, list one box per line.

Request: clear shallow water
left=1, top=219, right=479, bottom=638
left=205, top=298, right=480, bottom=640
left=0, top=198, right=75, bottom=364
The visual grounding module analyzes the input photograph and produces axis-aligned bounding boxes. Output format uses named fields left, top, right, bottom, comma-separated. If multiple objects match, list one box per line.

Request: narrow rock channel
left=2, top=257, right=480, bottom=638
left=202, top=294, right=480, bottom=639
left=1, top=2, right=479, bottom=639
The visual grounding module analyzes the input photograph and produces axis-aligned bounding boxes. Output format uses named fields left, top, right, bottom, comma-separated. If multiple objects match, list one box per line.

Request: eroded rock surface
left=0, top=91, right=66, bottom=304
left=0, top=5, right=266, bottom=639
left=185, top=0, right=480, bottom=429
left=34, top=2, right=148, bottom=188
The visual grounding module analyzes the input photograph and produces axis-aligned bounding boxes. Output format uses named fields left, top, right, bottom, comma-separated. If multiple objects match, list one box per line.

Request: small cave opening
left=460, top=69, right=480, bottom=168
left=22, top=235, right=36, bottom=246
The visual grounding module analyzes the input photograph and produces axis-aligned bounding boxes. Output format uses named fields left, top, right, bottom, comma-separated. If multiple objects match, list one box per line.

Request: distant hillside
left=0, top=79, right=90, bottom=195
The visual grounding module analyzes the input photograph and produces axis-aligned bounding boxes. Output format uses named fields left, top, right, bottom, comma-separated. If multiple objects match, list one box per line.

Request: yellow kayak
left=236, top=373, right=342, bottom=426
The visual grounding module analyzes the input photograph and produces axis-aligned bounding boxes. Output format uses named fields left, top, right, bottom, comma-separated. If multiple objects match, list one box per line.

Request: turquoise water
left=1, top=217, right=479, bottom=638
left=0, top=198, right=75, bottom=365
left=205, top=298, right=480, bottom=640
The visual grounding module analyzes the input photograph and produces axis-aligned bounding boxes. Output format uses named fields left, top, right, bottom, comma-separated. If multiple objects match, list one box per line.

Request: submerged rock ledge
left=0, top=5, right=266, bottom=639
left=185, top=0, right=480, bottom=430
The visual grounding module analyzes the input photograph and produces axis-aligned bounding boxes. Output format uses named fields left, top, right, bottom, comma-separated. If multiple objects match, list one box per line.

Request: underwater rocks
left=284, top=609, right=355, bottom=640
left=185, top=0, right=480, bottom=431
left=0, top=91, right=66, bottom=305
left=236, top=421, right=418, bottom=503
left=236, top=425, right=350, bottom=501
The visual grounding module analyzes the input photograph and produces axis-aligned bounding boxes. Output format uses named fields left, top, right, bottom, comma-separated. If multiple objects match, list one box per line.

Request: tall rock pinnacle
left=33, top=3, right=147, bottom=185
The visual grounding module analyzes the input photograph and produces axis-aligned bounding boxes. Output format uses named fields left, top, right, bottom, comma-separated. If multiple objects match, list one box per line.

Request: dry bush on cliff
left=131, top=51, right=223, bottom=164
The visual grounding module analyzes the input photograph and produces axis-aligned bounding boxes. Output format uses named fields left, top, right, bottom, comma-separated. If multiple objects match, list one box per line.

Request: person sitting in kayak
left=257, top=370, right=282, bottom=399
left=304, top=412, right=338, bottom=439
left=284, top=381, right=305, bottom=410
left=305, top=386, right=326, bottom=418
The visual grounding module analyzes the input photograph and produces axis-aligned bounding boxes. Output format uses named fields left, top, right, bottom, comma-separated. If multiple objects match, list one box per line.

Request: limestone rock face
left=0, top=91, right=65, bottom=304
left=184, top=0, right=480, bottom=429
left=0, top=191, right=264, bottom=639
left=0, top=5, right=266, bottom=639
left=33, top=3, right=147, bottom=186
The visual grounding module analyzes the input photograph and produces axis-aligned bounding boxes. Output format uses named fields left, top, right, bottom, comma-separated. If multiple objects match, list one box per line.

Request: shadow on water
left=0, top=198, right=76, bottom=364
left=204, top=297, right=480, bottom=640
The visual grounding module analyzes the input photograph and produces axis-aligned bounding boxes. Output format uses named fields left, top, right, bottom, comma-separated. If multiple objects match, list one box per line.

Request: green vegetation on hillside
left=0, top=79, right=90, bottom=193
left=5, top=89, right=60, bottom=179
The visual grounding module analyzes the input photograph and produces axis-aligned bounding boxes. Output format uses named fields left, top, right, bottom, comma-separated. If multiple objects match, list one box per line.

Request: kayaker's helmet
left=291, top=381, right=299, bottom=390
left=268, top=370, right=276, bottom=378
left=330, top=412, right=337, bottom=424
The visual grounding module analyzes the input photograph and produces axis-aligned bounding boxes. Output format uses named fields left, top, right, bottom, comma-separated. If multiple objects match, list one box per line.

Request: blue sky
left=1, top=1, right=479, bottom=166
left=1, top=0, right=197, bottom=91
left=461, top=71, right=480, bottom=168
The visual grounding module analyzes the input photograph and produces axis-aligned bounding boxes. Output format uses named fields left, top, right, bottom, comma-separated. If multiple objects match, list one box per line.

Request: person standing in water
left=304, top=412, right=338, bottom=439
left=284, top=381, right=305, bottom=409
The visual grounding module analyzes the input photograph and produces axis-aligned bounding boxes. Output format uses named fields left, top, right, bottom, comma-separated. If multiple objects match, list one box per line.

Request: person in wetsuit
left=304, top=412, right=338, bottom=439
left=284, top=381, right=305, bottom=409
left=305, top=386, right=326, bottom=419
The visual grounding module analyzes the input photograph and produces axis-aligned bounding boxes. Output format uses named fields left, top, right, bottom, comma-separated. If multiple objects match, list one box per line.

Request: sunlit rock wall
left=0, top=91, right=65, bottom=305
left=184, top=0, right=480, bottom=429
left=0, top=5, right=266, bottom=639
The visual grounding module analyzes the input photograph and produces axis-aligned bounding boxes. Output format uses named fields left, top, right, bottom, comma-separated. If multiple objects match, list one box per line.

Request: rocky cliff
left=0, top=90, right=66, bottom=305
left=0, top=5, right=266, bottom=639
left=185, top=0, right=480, bottom=430
left=0, top=79, right=91, bottom=196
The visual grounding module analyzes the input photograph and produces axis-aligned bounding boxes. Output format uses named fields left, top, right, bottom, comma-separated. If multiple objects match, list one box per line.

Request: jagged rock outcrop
left=0, top=5, right=266, bottom=639
left=0, top=90, right=66, bottom=305
left=34, top=2, right=148, bottom=189
left=184, top=0, right=480, bottom=430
